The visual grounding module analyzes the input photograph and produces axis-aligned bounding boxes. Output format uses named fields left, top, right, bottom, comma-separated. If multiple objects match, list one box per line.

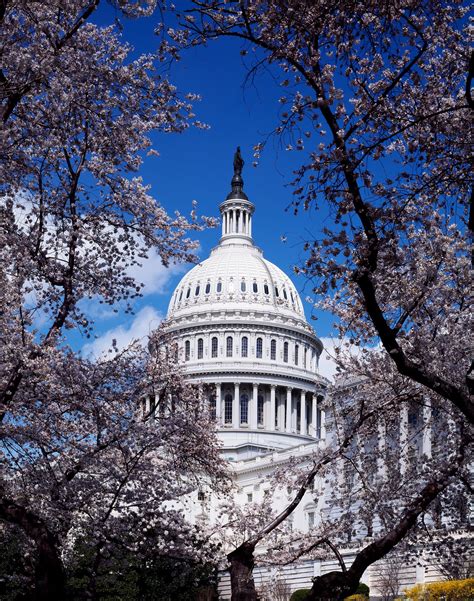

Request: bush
left=356, top=582, right=370, bottom=596
left=404, top=578, right=474, bottom=600
left=290, top=589, right=311, bottom=601
left=345, top=595, right=369, bottom=601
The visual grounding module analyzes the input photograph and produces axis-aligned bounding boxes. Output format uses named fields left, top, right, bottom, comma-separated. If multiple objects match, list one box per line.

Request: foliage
left=290, top=589, right=311, bottom=601
left=356, top=583, right=370, bottom=596
left=0, top=1, right=224, bottom=599
left=404, top=578, right=474, bottom=600
left=344, top=596, right=369, bottom=601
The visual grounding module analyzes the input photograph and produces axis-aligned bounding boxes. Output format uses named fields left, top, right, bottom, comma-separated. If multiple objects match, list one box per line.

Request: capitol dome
left=163, top=149, right=327, bottom=460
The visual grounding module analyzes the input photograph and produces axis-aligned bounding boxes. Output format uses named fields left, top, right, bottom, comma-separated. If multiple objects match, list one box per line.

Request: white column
left=249, top=215, right=252, bottom=237
left=311, top=394, right=317, bottom=438
left=250, top=383, right=258, bottom=429
left=277, top=391, right=284, bottom=430
left=233, top=382, right=240, bottom=429
left=286, top=387, right=292, bottom=433
left=320, top=407, right=326, bottom=439
left=400, top=402, right=409, bottom=477
left=422, top=397, right=432, bottom=459
left=215, top=382, right=222, bottom=424
left=300, top=390, right=307, bottom=435
left=269, top=385, right=276, bottom=431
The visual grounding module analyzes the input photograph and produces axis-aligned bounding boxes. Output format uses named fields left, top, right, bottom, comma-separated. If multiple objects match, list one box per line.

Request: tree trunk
left=307, top=571, right=357, bottom=600
left=0, top=497, right=65, bottom=600
left=228, top=542, right=257, bottom=601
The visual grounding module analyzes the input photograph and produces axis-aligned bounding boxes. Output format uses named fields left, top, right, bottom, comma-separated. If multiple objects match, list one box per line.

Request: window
left=304, top=347, right=307, bottom=368
left=211, top=337, right=218, bottom=358
left=290, top=291, right=294, bottom=303
left=295, top=344, right=299, bottom=365
left=257, top=394, right=264, bottom=425
left=195, top=285, right=200, bottom=296
left=179, top=289, right=183, bottom=301
left=270, top=339, right=276, bottom=360
left=241, top=280, right=246, bottom=292
left=264, top=283, right=269, bottom=295
left=283, top=341, right=289, bottom=363
left=240, top=393, right=249, bottom=424
left=185, top=340, right=190, bottom=361
left=226, top=336, right=233, bottom=357
left=307, top=511, right=315, bottom=529
left=205, top=282, right=211, bottom=294
left=283, top=288, right=288, bottom=300
left=209, top=395, right=216, bottom=420
left=224, top=394, right=233, bottom=424
left=241, top=336, right=248, bottom=357
left=228, top=279, right=234, bottom=293
left=186, top=287, right=191, bottom=299
left=197, top=338, right=203, bottom=359
left=275, top=286, right=279, bottom=297
left=216, top=281, right=222, bottom=293
left=247, top=493, right=253, bottom=503
left=197, top=490, right=205, bottom=502
left=252, top=281, right=258, bottom=293
left=256, top=337, right=263, bottom=358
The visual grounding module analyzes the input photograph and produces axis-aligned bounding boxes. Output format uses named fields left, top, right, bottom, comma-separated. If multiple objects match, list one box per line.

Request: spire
left=219, top=147, right=254, bottom=243
left=226, top=146, right=248, bottom=200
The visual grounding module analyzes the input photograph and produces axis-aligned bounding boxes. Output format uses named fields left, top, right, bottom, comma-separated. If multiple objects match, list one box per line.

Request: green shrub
left=404, top=578, right=474, bottom=600
left=345, top=596, right=369, bottom=601
left=356, top=582, right=370, bottom=596
left=290, top=589, right=311, bottom=601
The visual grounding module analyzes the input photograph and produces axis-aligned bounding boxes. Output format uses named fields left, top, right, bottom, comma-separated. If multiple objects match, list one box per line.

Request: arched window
left=241, top=280, right=246, bottom=292
left=290, top=291, right=294, bottom=303
left=257, top=394, right=264, bottom=425
left=264, top=283, right=269, bottom=295
left=275, top=286, right=279, bottom=297
left=226, top=336, right=233, bottom=357
left=241, top=336, right=248, bottom=357
left=216, top=281, right=222, bottom=293
left=240, top=393, right=249, bottom=424
left=283, top=288, right=288, bottom=300
left=211, top=337, right=218, bottom=358
left=283, top=341, right=289, bottom=363
left=186, top=287, right=191, bottom=299
left=195, top=284, right=200, bottom=296
left=256, top=337, right=263, bottom=358
left=224, top=394, right=233, bottom=424
left=252, top=281, right=258, bottom=293
left=179, top=289, right=183, bottom=301
left=209, top=395, right=216, bottom=420
left=197, top=338, right=203, bottom=359
left=205, top=282, right=211, bottom=294
left=185, top=340, right=190, bottom=361
left=304, top=347, right=307, bottom=368
left=295, top=344, right=299, bottom=365
left=270, top=339, right=277, bottom=360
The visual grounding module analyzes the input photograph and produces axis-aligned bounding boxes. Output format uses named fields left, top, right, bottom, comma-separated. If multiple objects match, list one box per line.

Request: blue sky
left=82, top=5, right=339, bottom=376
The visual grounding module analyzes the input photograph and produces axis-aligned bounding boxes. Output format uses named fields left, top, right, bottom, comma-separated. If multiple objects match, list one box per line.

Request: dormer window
left=216, top=281, right=222, bottom=293
left=205, top=282, right=211, bottom=294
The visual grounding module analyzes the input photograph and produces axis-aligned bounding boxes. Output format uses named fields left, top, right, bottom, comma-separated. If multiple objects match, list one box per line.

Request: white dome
left=167, top=241, right=305, bottom=322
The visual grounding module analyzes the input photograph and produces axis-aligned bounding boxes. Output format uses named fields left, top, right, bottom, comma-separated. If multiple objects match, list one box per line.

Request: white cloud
left=82, top=305, right=162, bottom=359
left=318, top=336, right=381, bottom=382
left=127, top=250, right=189, bottom=296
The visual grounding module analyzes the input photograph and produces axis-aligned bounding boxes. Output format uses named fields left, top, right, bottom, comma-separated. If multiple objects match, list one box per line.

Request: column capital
left=270, top=384, right=277, bottom=390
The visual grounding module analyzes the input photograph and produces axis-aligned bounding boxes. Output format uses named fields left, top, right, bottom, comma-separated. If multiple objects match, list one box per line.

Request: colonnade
left=210, top=382, right=325, bottom=439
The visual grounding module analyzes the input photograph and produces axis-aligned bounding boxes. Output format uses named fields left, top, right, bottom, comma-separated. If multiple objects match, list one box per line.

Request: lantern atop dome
left=219, top=147, right=255, bottom=243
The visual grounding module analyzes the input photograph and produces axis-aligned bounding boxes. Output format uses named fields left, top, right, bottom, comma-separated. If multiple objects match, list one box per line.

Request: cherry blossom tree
left=167, top=2, right=472, bottom=598
left=0, top=2, right=225, bottom=598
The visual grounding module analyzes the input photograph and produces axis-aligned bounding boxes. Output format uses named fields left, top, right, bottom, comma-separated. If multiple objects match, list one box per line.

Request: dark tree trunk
left=228, top=542, right=257, bottom=601
left=307, top=571, right=357, bottom=600
left=0, top=497, right=65, bottom=600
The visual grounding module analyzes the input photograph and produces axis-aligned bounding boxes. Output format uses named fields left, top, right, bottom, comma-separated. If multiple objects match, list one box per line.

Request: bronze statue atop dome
left=233, top=146, right=244, bottom=177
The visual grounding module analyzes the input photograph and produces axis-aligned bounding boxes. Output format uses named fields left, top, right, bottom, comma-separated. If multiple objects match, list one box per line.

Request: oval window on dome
left=179, top=289, right=183, bottom=301
left=205, top=282, right=211, bottom=294
left=283, top=288, right=288, bottom=300
left=253, top=282, right=258, bottom=293
left=264, top=284, right=269, bottom=295
left=186, top=287, right=191, bottom=299
left=290, top=291, right=294, bottom=303
left=216, top=281, right=222, bottom=293
left=241, top=280, right=246, bottom=292
left=275, top=286, right=279, bottom=297
left=195, top=285, right=200, bottom=296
